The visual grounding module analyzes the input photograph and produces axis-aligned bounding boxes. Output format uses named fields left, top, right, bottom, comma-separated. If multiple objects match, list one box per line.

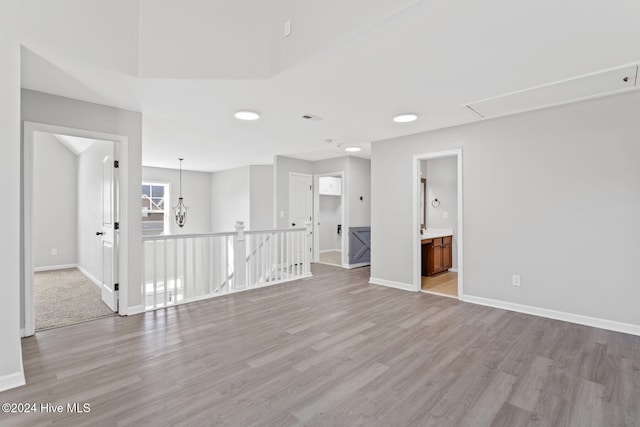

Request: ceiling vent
left=465, top=65, right=638, bottom=119
left=302, top=113, right=323, bottom=122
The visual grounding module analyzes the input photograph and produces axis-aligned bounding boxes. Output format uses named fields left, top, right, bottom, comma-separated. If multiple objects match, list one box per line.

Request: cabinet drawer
left=443, top=236, right=452, bottom=245
left=432, top=238, right=443, bottom=246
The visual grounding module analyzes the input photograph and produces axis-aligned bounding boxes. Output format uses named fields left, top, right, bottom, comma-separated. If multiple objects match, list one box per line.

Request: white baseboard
left=77, top=265, right=102, bottom=289
left=369, top=277, right=415, bottom=291
left=342, top=262, right=370, bottom=269
left=0, top=371, right=26, bottom=393
left=319, top=249, right=341, bottom=254
left=448, top=268, right=458, bottom=273
left=462, top=295, right=640, bottom=337
left=127, top=305, right=145, bottom=316
left=33, top=263, right=77, bottom=272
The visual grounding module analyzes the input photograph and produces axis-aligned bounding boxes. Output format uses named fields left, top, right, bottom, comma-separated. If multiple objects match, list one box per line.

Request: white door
left=289, top=173, right=313, bottom=263
left=100, top=153, right=118, bottom=312
left=289, top=173, right=312, bottom=228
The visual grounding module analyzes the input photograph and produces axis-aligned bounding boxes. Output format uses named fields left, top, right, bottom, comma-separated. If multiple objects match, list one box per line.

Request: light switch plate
left=443, top=211, right=448, bottom=219
left=284, top=20, right=291, bottom=37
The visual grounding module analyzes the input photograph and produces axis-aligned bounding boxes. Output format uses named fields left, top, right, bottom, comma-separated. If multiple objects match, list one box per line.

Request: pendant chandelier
left=173, top=158, right=188, bottom=228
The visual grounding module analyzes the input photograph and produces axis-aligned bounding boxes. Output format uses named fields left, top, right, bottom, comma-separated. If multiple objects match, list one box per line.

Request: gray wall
left=346, top=156, right=371, bottom=228
left=33, top=133, right=78, bottom=269
left=209, top=164, right=275, bottom=232
left=211, top=166, right=251, bottom=232
left=0, top=0, right=23, bottom=390
left=250, top=165, right=274, bottom=230
left=422, top=157, right=458, bottom=269
left=78, top=140, right=114, bottom=282
left=371, top=90, right=640, bottom=326
left=22, top=89, right=143, bottom=317
left=143, top=166, right=212, bottom=234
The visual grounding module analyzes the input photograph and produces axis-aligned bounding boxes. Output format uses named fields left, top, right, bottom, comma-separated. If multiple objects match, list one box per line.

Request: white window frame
left=142, top=181, right=171, bottom=235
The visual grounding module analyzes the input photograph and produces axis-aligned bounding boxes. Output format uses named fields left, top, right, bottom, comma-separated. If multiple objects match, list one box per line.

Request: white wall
left=211, top=166, right=251, bottom=232
left=77, top=140, right=114, bottom=282
left=250, top=165, right=274, bottom=230
left=20, top=0, right=139, bottom=75
left=268, top=0, right=418, bottom=75
left=22, top=89, right=143, bottom=318
left=0, top=0, right=24, bottom=392
left=143, top=166, right=212, bottom=234
left=422, top=157, right=458, bottom=269
left=138, top=0, right=269, bottom=78
left=33, top=133, right=78, bottom=269
left=319, top=194, right=342, bottom=251
left=371, top=90, right=640, bottom=328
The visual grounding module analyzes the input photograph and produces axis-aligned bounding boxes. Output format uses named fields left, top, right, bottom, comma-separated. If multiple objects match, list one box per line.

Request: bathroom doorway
left=413, top=150, right=464, bottom=299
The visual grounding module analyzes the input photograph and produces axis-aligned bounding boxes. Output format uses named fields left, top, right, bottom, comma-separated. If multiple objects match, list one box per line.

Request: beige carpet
left=319, top=250, right=342, bottom=266
left=35, top=268, right=115, bottom=331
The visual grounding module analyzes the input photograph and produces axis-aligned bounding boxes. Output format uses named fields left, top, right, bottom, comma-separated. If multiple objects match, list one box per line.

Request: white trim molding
left=343, top=262, right=370, bottom=269
left=23, top=121, right=129, bottom=337
left=0, top=371, right=26, bottom=393
left=312, top=171, right=346, bottom=264
left=413, top=149, right=464, bottom=300
left=462, top=295, right=640, bottom=337
left=33, top=263, right=77, bottom=272
left=369, top=277, right=415, bottom=292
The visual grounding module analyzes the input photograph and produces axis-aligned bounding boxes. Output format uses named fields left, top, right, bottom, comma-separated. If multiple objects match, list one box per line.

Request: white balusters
left=141, top=222, right=311, bottom=313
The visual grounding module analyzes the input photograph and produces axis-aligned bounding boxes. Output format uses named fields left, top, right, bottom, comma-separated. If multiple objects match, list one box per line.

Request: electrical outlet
left=51, top=248, right=58, bottom=256
left=512, top=274, right=521, bottom=287
left=443, top=211, right=448, bottom=219
left=280, top=211, right=285, bottom=218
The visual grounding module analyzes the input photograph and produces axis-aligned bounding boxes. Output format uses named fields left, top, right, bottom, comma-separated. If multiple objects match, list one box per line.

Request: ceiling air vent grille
left=302, top=114, right=323, bottom=121
left=465, top=65, right=638, bottom=119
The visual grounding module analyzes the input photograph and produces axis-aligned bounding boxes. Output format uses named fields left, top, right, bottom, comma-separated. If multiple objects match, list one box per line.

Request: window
left=142, top=182, right=170, bottom=236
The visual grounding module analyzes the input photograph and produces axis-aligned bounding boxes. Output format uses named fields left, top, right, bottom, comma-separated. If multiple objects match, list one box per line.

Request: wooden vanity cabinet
left=442, top=236, right=452, bottom=270
left=422, top=235, right=453, bottom=276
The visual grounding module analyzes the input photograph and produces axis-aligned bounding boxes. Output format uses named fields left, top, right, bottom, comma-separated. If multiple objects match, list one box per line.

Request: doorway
left=313, top=172, right=345, bottom=266
left=413, top=150, right=463, bottom=299
left=23, top=123, right=124, bottom=335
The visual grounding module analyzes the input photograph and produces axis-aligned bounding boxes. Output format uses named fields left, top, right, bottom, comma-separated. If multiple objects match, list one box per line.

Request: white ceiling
left=19, top=0, right=640, bottom=172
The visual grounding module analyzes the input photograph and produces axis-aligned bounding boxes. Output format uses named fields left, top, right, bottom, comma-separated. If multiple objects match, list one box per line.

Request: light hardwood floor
left=421, top=271, right=458, bottom=297
left=1, top=264, right=639, bottom=426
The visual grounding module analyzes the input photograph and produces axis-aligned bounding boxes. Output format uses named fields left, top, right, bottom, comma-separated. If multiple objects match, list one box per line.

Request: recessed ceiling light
left=234, top=110, right=260, bottom=120
left=393, top=113, right=418, bottom=123
left=345, top=146, right=361, bottom=152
